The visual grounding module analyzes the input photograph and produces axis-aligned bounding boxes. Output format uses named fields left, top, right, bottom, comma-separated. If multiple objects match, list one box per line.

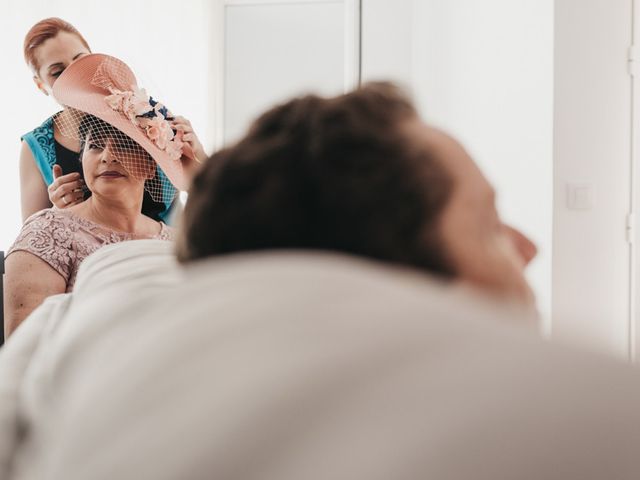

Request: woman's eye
left=51, top=70, right=63, bottom=77
left=88, top=143, right=102, bottom=150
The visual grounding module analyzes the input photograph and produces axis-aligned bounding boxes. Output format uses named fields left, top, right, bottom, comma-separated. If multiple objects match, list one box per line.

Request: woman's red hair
left=23, top=17, right=91, bottom=73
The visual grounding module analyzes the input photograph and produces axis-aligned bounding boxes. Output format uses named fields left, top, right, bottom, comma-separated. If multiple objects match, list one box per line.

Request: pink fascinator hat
left=52, top=53, right=190, bottom=197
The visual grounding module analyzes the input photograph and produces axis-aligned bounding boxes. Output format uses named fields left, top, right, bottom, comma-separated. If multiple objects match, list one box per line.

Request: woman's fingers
left=171, top=116, right=194, bottom=133
left=69, top=189, right=85, bottom=202
left=173, top=124, right=192, bottom=134
left=48, top=172, right=81, bottom=194
left=66, top=197, right=84, bottom=207
left=172, top=115, right=191, bottom=126
left=170, top=116, right=208, bottom=162
left=55, top=189, right=84, bottom=208
left=49, top=177, right=85, bottom=208
left=57, top=179, right=84, bottom=197
left=52, top=164, right=64, bottom=179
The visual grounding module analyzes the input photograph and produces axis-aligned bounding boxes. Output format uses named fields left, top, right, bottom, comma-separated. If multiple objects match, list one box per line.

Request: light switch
left=566, top=182, right=594, bottom=210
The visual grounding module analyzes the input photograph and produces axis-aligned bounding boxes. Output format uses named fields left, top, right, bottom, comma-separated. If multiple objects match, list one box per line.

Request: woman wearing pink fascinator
left=5, top=53, right=204, bottom=337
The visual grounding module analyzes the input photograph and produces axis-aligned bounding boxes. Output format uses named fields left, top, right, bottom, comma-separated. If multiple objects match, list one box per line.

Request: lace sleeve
left=7, top=210, right=76, bottom=283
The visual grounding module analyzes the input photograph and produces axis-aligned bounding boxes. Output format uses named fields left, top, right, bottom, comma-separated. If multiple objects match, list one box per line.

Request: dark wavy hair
left=177, top=82, right=455, bottom=276
left=78, top=114, right=127, bottom=151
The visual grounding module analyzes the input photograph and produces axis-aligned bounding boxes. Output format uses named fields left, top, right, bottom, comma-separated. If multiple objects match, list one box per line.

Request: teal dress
left=22, top=115, right=178, bottom=224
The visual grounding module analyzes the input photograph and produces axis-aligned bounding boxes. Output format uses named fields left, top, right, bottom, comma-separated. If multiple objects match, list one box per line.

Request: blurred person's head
left=23, top=17, right=91, bottom=97
left=177, top=83, right=537, bottom=305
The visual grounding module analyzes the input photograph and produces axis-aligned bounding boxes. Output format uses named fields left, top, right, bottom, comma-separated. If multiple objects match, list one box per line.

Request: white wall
left=554, top=0, right=633, bottom=358
left=408, top=0, right=554, bottom=324
left=364, top=0, right=638, bottom=358
left=0, top=0, right=215, bottom=250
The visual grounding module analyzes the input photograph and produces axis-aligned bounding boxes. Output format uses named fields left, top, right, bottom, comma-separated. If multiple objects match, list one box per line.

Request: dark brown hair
left=24, top=17, right=91, bottom=72
left=177, top=82, right=454, bottom=276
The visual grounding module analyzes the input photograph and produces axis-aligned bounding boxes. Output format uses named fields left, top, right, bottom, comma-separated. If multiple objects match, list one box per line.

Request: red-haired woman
left=20, top=18, right=205, bottom=223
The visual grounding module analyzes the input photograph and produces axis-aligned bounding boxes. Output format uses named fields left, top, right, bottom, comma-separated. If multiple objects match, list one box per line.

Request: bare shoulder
left=5, top=249, right=65, bottom=280
left=19, top=140, right=40, bottom=174
left=19, top=140, right=50, bottom=221
left=4, top=250, right=67, bottom=336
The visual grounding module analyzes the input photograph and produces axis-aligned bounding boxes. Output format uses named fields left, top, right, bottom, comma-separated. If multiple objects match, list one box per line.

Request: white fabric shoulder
left=0, top=239, right=180, bottom=479
left=4, top=252, right=640, bottom=479
left=0, top=293, right=71, bottom=479
left=73, top=238, right=180, bottom=296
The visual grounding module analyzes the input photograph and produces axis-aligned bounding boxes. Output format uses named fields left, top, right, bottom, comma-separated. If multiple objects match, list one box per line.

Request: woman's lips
left=99, top=171, right=125, bottom=178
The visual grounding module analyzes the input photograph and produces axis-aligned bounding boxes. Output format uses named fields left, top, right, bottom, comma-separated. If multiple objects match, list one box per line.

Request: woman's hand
left=171, top=116, right=208, bottom=163
left=48, top=165, right=85, bottom=208
left=171, top=116, right=208, bottom=183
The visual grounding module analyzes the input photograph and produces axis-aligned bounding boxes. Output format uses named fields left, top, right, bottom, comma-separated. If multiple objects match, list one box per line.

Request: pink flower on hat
left=106, top=87, right=150, bottom=123
left=140, top=116, right=174, bottom=151
left=104, top=86, right=184, bottom=161
left=104, top=90, right=126, bottom=111
left=125, top=87, right=152, bottom=120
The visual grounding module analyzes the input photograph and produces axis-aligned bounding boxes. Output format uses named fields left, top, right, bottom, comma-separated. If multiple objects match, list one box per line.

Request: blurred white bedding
left=1, top=242, right=640, bottom=479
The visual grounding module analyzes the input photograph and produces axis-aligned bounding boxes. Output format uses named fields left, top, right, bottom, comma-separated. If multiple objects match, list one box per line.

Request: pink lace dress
left=6, top=209, right=175, bottom=292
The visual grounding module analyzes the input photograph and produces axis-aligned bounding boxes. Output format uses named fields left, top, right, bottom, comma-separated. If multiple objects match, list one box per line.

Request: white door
left=221, top=0, right=360, bottom=143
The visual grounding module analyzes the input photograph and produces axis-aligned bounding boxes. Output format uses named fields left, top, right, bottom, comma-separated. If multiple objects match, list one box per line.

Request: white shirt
left=2, top=242, right=640, bottom=479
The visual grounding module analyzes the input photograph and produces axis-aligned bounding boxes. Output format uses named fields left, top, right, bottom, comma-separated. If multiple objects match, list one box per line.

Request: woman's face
left=33, top=31, right=90, bottom=95
left=81, top=132, right=155, bottom=200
